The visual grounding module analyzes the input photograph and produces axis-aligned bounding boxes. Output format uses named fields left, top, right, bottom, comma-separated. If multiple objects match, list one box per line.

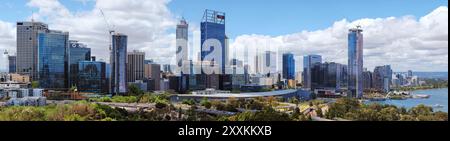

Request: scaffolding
left=202, top=9, right=226, bottom=24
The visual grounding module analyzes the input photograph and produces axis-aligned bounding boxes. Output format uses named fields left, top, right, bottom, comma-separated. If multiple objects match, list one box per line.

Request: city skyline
left=0, top=0, right=448, bottom=72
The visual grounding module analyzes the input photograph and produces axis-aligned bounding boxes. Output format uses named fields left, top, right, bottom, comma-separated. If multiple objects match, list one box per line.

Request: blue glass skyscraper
left=201, top=9, right=226, bottom=74
left=303, top=55, right=322, bottom=89
left=77, top=61, right=107, bottom=93
left=37, top=30, right=69, bottom=89
left=348, top=27, right=364, bottom=98
left=110, top=33, right=128, bottom=95
left=283, top=53, right=295, bottom=80
left=8, top=56, right=16, bottom=73
left=68, top=40, right=91, bottom=87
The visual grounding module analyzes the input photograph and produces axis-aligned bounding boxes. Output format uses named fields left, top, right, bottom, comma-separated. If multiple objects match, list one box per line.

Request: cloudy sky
left=0, top=0, right=448, bottom=73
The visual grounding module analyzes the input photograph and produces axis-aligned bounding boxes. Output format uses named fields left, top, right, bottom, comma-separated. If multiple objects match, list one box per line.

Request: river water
left=368, top=88, right=448, bottom=112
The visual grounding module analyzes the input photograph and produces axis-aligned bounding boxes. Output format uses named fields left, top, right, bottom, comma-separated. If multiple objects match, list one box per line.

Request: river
left=368, top=88, right=448, bottom=112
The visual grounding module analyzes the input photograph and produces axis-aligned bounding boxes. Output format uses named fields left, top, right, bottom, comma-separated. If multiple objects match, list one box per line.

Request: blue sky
left=1, top=0, right=447, bottom=38
left=168, top=0, right=448, bottom=38
left=0, top=0, right=448, bottom=72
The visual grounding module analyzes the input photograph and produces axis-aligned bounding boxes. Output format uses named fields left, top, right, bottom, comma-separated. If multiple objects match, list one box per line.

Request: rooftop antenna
left=31, top=10, right=35, bottom=22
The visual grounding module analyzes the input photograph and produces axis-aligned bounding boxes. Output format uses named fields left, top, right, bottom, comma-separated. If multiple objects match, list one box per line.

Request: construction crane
left=323, top=49, right=345, bottom=63
left=99, top=9, right=116, bottom=51
left=100, top=9, right=116, bottom=35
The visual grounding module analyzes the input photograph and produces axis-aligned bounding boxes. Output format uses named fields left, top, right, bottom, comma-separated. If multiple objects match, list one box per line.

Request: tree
left=128, top=84, right=144, bottom=96
left=291, top=107, right=301, bottom=120
left=289, top=97, right=300, bottom=105
left=31, top=81, right=39, bottom=88
left=178, top=107, right=183, bottom=119
left=409, top=104, right=433, bottom=117
left=379, top=107, right=400, bottom=121
left=200, top=98, right=212, bottom=109
left=182, top=99, right=196, bottom=105
left=316, top=108, right=324, bottom=117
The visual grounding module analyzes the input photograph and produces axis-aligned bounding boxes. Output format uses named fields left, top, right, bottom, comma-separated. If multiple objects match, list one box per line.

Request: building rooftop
left=177, top=89, right=299, bottom=98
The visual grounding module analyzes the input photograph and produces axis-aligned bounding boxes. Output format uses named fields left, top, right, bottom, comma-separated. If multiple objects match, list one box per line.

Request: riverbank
left=366, top=88, right=448, bottom=112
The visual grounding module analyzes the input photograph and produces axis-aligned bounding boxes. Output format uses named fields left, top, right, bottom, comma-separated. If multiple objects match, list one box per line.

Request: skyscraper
left=127, top=50, right=145, bottom=82
left=310, top=62, right=345, bottom=91
left=8, top=55, right=16, bottom=73
left=282, top=53, right=295, bottom=80
left=263, top=51, right=277, bottom=75
left=144, top=62, right=161, bottom=91
left=16, top=21, right=48, bottom=80
left=407, top=70, right=413, bottom=78
left=303, top=55, right=322, bottom=89
left=347, top=26, right=364, bottom=98
left=77, top=61, right=107, bottom=93
left=255, top=54, right=261, bottom=74
left=362, top=70, right=373, bottom=90
left=110, top=33, right=128, bottom=95
left=37, top=30, right=69, bottom=89
left=373, top=65, right=393, bottom=93
left=176, top=18, right=189, bottom=74
left=225, top=35, right=230, bottom=70
left=201, top=9, right=226, bottom=74
left=68, top=40, right=91, bottom=87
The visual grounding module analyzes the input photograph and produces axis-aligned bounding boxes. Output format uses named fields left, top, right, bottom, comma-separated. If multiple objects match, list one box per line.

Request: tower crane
left=99, top=9, right=116, bottom=51
left=100, top=9, right=116, bottom=35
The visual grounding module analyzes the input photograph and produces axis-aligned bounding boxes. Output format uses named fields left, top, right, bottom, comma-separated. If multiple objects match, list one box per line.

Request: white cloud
left=26, top=0, right=177, bottom=64
left=1, top=1, right=447, bottom=73
left=231, top=6, right=448, bottom=72
left=0, top=20, right=16, bottom=72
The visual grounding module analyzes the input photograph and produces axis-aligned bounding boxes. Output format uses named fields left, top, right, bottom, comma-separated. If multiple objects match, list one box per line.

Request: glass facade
left=111, top=34, right=128, bottom=95
left=282, top=53, right=295, bottom=80
left=68, top=40, right=91, bottom=87
left=37, top=30, right=69, bottom=89
left=77, top=61, right=107, bottom=93
left=373, top=65, right=392, bottom=93
left=201, top=10, right=226, bottom=74
left=8, top=56, right=16, bottom=73
left=303, top=55, right=322, bottom=89
left=348, top=28, right=364, bottom=98
left=310, top=62, right=345, bottom=90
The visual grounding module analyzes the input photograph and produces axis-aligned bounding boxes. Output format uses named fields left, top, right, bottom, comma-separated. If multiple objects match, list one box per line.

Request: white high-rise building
left=176, top=18, right=189, bottom=74
left=16, top=21, right=48, bottom=80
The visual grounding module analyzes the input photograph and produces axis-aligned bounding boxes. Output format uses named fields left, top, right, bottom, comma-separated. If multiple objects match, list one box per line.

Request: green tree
left=379, top=107, right=400, bottom=121
left=128, top=84, right=144, bottom=96
left=316, top=108, right=324, bottom=117
left=182, top=99, right=196, bottom=105
left=31, top=81, right=39, bottom=88
left=409, top=104, right=433, bottom=117
left=291, top=107, right=301, bottom=120
left=200, top=98, right=212, bottom=109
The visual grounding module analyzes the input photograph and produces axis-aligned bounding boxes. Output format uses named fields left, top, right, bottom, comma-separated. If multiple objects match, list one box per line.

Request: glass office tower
left=110, top=33, right=128, bottom=95
left=348, top=27, right=364, bottom=98
left=8, top=56, right=16, bottom=73
left=37, top=30, right=69, bottom=89
left=77, top=61, right=107, bottom=93
left=282, top=53, right=295, bottom=80
left=68, top=40, right=91, bottom=87
left=201, top=9, right=226, bottom=74
left=303, top=55, right=322, bottom=89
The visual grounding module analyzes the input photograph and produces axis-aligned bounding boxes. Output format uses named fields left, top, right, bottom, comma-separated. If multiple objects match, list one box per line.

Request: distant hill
left=413, top=72, right=448, bottom=80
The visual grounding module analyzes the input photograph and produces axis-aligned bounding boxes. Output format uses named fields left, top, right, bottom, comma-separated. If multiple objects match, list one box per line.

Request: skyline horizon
left=0, top=0, right=448, bottom=73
